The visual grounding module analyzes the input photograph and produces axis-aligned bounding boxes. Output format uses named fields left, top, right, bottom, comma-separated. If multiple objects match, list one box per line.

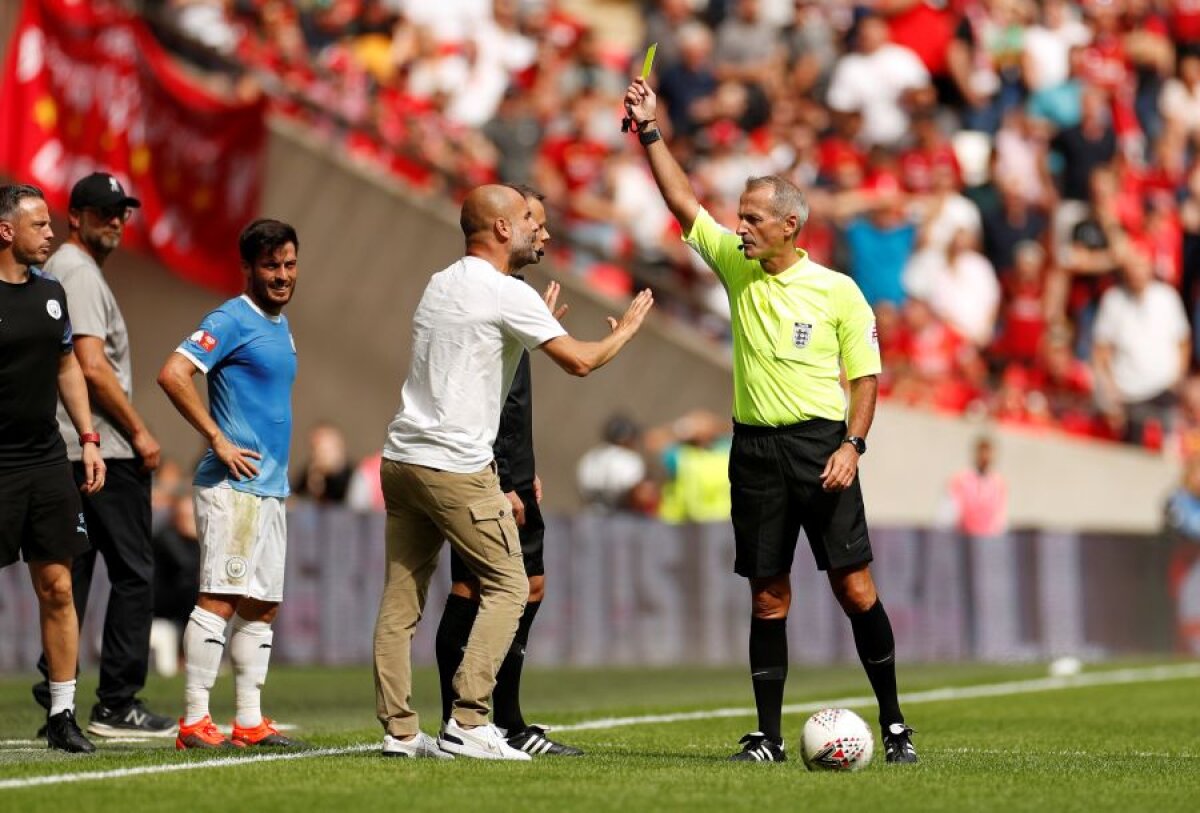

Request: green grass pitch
left=1, top=660, right=1197, bottom=812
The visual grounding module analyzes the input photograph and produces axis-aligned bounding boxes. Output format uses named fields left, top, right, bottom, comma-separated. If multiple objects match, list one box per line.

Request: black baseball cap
left=69, top=172, right=141, bottom=210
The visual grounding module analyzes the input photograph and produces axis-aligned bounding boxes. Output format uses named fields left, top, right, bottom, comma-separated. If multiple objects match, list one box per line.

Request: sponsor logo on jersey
left=868, top=322, right=878, bottom=348
left=46, top=300, right=62, bottom=319
left=190, top=330, right=218, bottom=352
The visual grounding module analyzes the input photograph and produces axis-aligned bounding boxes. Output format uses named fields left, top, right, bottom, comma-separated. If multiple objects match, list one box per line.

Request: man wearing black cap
left=32, top=172, right=175, bottom=738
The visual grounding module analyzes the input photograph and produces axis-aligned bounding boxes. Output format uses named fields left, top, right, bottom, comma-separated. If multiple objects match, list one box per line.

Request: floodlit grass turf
left=1, top=660, right=1197, bottom=812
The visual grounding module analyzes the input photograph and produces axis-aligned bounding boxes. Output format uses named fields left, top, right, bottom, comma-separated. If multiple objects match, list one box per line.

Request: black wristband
left=638, top=128, right=661, bottom=146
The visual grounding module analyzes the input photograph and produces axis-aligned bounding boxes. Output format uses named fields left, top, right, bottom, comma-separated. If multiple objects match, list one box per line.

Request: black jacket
left=494, top=275, right=536, bottom=491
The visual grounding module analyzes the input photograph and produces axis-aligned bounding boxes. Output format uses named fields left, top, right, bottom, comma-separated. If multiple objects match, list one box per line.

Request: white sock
left=183, top=606, right=228, bottom=726
left=229, top=615, right=274, bottom=729
left=49, top=680, right=76, bottom=716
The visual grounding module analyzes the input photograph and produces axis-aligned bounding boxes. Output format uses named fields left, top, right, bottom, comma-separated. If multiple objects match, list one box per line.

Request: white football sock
left=229, top=615, right=274, bottom=729
left=49, top=679, right=76, bottom=716
left=183, top=606, right=228, bottom=725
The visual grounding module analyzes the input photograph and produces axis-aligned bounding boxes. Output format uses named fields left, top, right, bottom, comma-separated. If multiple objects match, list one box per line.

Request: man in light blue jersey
left=157, top=219, right=303, bottom=751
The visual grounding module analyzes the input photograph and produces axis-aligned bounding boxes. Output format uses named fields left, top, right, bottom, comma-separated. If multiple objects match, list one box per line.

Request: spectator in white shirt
left=1093, top=247, right=1191, bottom=445
left=904, top=228, right=1000, bottom=347
left=1022, top=0, right=1092, bottom=92
left=825, top=14, right=933, bottom=147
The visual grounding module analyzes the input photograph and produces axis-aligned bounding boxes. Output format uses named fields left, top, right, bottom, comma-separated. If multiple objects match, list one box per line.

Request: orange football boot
left=176, top=716, right=234, bottom=750
left=230, top=717, right=306, bottom=748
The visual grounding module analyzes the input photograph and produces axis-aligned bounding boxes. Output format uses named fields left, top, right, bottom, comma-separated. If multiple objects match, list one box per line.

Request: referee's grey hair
left=0, top=184, right=45, bottom=223
left=744, top=176, right=809, bottom=239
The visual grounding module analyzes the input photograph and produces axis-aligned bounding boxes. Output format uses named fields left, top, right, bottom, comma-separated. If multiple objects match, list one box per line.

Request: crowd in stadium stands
left=155, top=0, right=1200, bottom=455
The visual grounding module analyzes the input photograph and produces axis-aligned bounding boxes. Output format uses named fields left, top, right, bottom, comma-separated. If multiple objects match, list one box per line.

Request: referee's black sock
left=493, top=600, right=541, bottom=733
left=848, top=598, right=904, bottom=728
left=749, top=617, right=788, bottom=745
left=435, top=593, right=478, bottom=725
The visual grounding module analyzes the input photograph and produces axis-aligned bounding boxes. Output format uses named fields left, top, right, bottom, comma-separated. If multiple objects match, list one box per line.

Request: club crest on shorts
left=792, top=321, right=813, bottom=349
left=225, top=556, right=248, bottom=580
left=46, top=299, right=62, bottom=319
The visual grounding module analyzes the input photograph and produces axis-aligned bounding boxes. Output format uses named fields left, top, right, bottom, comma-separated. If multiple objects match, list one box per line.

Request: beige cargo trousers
left=373, top=458, right=528, bottom=737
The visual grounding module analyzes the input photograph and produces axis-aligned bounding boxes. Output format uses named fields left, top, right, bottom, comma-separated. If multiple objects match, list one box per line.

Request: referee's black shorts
left=0, top=461, right=91, bottom=569
left=729, top=418, right=872, bottom=578
left=450, top=484, right=545, bottom=581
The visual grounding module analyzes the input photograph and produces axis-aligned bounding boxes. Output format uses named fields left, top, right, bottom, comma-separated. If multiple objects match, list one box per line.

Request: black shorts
left=450, top=485, right=545, bottom=581
left=0, top=462, right=90, bottom=569
left=729, top=418, right=872, bottom=577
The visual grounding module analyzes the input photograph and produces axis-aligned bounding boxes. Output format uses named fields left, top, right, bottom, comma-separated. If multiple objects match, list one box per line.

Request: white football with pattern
left=800, top=708, right=874, bottom=772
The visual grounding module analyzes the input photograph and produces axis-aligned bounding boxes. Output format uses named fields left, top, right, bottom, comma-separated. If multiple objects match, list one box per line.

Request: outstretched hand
left=608, top=288, right=654, bottom=335
left=543, top=281, right=569, bottom=320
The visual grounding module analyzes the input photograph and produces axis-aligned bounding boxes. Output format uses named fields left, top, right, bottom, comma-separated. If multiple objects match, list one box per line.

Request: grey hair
left=745, top=176, right=809, bottom=239
left=0, top=184, right=45, bottom=223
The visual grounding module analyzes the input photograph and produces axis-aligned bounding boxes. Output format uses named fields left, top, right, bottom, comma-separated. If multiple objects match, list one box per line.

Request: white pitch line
left=1, top=661, right=1197, bottom=791
left=934, top=747, right=1200, bottom=760
left=0, top=745, right=376, bottom=790
left=554, top=662, right=1200, bottom=732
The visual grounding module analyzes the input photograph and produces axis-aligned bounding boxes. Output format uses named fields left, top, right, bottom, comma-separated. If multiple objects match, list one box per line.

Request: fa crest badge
left=792, top=322, right=812, bottom=349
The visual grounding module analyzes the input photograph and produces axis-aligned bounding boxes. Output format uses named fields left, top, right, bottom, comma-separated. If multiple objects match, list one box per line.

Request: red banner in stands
left=0, top=0, right=265, bottom=293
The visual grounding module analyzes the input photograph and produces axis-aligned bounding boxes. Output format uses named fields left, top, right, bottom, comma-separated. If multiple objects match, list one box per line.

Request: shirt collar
left=240, top=293, right=282, bottom=323
left=768, top=248, right=810, bottom=282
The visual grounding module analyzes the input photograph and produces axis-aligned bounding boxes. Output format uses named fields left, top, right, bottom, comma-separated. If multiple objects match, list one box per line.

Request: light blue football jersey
left=176, top=295, right=297, bottom=498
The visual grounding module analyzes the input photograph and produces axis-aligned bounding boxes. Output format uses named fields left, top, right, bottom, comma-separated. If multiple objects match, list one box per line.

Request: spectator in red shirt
left=993, top=240, right=1049, bottom=365
left=1028, top=326, right=1096, bottom=434
left=899, top=109, right=961, bottom=194
left=891, top=298, right=985, bottom=413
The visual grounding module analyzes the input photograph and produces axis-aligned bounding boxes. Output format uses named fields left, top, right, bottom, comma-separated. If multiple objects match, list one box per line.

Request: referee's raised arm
left=623, top=78, right=700, bottom=233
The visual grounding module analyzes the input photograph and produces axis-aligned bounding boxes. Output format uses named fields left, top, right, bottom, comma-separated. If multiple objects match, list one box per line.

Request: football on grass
left=800, top=708, right=874, bottom=771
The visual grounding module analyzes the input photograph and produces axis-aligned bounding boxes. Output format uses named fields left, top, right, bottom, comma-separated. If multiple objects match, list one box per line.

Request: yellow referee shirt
left=685, top=208, right=881, bottom=426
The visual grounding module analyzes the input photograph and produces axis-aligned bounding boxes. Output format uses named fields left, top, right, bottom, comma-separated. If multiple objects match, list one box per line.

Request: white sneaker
left=437, top=719, right=532, bottom=761
left=382, top=731, right=454, bottom=759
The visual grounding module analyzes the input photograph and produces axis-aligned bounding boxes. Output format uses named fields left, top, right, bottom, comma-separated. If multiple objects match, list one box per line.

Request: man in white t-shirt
left=1022, top=0, right=1092, bottom=92
left=373, top=184, right=653, bottom=761
left=825, top=14, right=932, bottom=147
left=1093, top=247, right=1191, bottom=445
left=903, top=228, right=1000, bottom=346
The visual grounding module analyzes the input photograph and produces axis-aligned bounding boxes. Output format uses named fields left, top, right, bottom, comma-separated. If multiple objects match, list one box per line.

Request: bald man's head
left=460, top=184, right=526, bottom=240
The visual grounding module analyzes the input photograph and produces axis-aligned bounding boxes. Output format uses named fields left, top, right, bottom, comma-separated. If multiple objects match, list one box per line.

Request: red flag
left=0, top=0, right=266, bottom=293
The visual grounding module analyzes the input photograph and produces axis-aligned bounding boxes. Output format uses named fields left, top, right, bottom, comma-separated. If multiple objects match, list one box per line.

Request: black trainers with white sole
left=883, top=723, right=918, bottom=764
left=505, top=725, right=584, bottom=757
left=46, top=710, right=96, bottom=754
left=88, top=699, right=177, bottom=738
left=729, top=732, right=786, bottom=762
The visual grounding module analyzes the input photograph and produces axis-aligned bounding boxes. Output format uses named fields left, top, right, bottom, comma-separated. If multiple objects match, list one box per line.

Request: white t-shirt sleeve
left=895, top=46, right=930, bottom=89
left=499, top=278, right=568, bottom=351
left=1165, top=287, right=1191, bottom=341
left=825, top=58, right=861, bottom=113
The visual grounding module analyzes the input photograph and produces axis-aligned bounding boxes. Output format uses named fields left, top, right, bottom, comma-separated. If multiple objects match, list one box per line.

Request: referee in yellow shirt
left=624, top=78, right=917, bottom=764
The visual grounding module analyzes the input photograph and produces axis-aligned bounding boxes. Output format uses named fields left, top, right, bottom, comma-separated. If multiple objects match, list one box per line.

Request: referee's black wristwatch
left=843, top=436, right=867, bottom=455
left=633, top=118, right=660, bottom=146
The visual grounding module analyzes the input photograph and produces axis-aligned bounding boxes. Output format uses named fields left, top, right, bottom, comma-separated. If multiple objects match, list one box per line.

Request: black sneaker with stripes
left=504, top=724, right=584, bottom=757
left=882, top=723, right=918, bottom=764
left=729, top=732, right=786, bottom=762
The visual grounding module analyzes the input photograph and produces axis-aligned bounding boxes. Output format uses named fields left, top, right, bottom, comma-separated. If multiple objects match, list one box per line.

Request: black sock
left=493, top=600, right=541, bottom=732
left=435, top=594, right=479, bottom=724
left=749, top=617, right=788, bottom=744
left=848, top=598, right=903, bottom=728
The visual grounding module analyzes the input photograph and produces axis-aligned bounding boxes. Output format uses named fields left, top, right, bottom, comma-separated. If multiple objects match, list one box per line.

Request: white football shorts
left=193, top=483, right=287, bottom=601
